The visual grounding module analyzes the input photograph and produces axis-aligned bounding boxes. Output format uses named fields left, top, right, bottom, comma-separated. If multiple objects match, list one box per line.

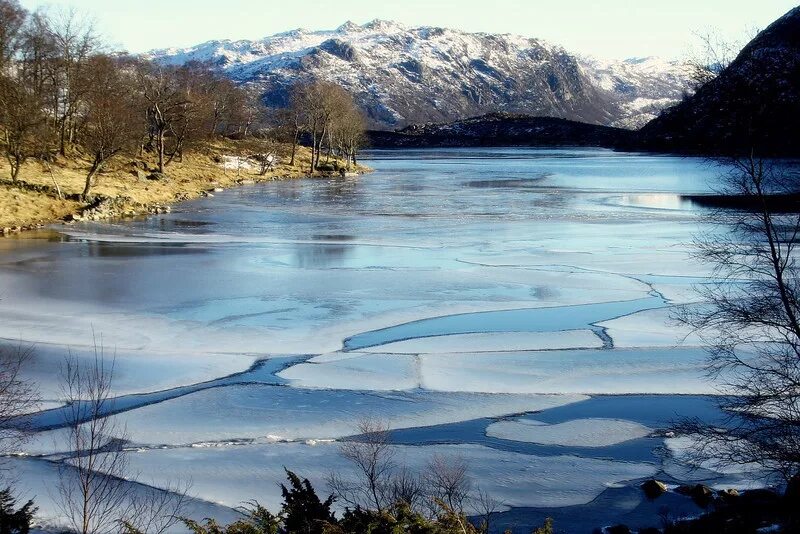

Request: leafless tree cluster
left=327, top=417, right=503, bottom=531
left=685, top=28, right=757, bottom=88
left=0, top=0, right=268, bottom=197
left=285, top=81, right=366, bottom=172
left=676, top=156, right=800, bottom=481
left=56, top=346, right=190, bottom=534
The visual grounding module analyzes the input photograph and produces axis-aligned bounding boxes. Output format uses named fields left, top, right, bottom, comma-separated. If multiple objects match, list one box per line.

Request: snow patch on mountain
left=148, top=20, right=694, bottom=130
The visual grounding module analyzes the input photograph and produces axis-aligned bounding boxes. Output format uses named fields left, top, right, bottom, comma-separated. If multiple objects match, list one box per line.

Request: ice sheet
left=110, top=386, right=588, bottom=445
left=117, top=441, right=658, bottom=511
left=486, top=418, right=653, bottom=447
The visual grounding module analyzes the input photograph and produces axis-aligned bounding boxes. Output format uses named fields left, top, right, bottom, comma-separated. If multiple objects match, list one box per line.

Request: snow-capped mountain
left=149, top=20, right=694, bottom=130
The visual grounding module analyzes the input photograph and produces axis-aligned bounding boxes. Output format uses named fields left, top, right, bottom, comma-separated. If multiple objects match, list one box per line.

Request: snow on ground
left=221, top=155, right=254, bottom=171
left=108, top=386, right=588, bottom=446
left=486, top=418, right=653, bottom=447
left=117, top=441, right=658, bottom=512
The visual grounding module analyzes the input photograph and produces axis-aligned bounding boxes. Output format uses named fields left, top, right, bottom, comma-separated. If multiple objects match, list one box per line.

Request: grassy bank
left=0, top=139, right=365, bottom=234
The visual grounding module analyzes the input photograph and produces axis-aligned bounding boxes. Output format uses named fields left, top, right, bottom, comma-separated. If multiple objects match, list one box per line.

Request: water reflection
left=291, top=243, right=352, bottom=268
left=616, top=194, right=698, bottom=211
left=83, top=242, right=206, bottom=258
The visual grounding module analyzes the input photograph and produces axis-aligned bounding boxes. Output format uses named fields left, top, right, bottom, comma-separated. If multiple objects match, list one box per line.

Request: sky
left=17, top=0, right=800, bottom=59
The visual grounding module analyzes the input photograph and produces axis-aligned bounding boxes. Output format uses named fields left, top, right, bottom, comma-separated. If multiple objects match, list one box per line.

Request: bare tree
left=137, top=63, right=189, bottom=174
left=283, top=89, right=305, bottom=167
left=327, top=416, right=395, bottom=512
left=424, top=454, right=472, bottom=514
left=469, top=487, right=504, bottom=534
left=0, top=75, right=48, bottom=182
left=119, top=479, right=192, bottom=534
left=45, top=8, right=99, bottom=156
left=78, top=55, right=142, bottom=199
left=286, top=81, right=365, bottom=173
left=333, top=102, right=366, bottom=170
left=685, top=28, right=757, bottom=88
left=56, top=346, right=133, bottom=534
left=388, top=466, right=425, bottom=511
left=675, top=155, right=800, bottom=481
left=0, top=342, right=37, bottom=458
left=0, top=0, right=27, bottom=74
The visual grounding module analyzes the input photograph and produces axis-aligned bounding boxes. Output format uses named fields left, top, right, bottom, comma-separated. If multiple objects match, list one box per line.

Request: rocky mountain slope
left=637, top=6, right=800, bottom=156
left=149, top=21, right=693, bottom=130
left=367, top=112, right=632, bottom=148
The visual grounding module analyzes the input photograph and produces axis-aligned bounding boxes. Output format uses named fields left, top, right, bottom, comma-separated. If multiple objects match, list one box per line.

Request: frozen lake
left=0, top=148, right=757, bottom=532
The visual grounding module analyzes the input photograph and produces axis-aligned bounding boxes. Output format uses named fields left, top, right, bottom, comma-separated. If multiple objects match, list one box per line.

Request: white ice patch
left=12, top=341, right=257, bottom=399
left=599, top=308, right=703, bottom=348
left=486, top=418, right=652, bottom=447
left=417, top=348, right=709, bottom=394
left=279, top=353, right=419, bottom=390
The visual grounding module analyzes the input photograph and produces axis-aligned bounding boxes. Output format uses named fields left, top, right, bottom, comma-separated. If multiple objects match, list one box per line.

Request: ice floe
left=417, top=348, right=709, bottom=394
left=486, top=418, right=653, bottom=447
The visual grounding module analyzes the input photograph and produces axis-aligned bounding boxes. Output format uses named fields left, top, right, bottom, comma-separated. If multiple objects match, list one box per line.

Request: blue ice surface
left=343, top=296, right=665, bottom=350
left=387, top=395, right=723, bottom=463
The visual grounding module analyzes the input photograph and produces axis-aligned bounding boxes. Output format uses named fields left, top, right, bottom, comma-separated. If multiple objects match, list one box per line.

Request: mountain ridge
left=148, top=20, right=694, bottom=130
left=366, top=112, right=632, bottom=148
left=637, top=6, right=800, bottom=156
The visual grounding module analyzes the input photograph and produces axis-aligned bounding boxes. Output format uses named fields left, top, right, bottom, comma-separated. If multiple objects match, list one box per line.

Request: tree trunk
left=59, top=122, right=67, bottom=156
left=310, top=127, right=318, bottom=174
left=45, top=161, right=64, bottom=200
left=82, top=159, right=103, bottom=200
left=10, top=156, right=21, bottom=182
left=290, top=128, right=298, bottom=166
left=317, top=124, right=327, bottom=169
left=157, top=129, right=165, bottom=173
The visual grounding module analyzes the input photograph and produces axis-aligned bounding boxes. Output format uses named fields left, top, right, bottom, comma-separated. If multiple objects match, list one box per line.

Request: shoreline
left=0, top=140, right=369, bottom=237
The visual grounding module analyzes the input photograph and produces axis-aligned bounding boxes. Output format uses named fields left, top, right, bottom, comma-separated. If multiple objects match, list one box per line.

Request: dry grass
left=0, top=187, right=80, bottom=227
left=0, top=138, right=361, bottom=232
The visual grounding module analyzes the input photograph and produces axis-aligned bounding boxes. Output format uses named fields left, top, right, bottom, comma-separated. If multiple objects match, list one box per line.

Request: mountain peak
left=336, top=21, right=361, bottom=33
left=361, top=19, right=406, bottom=32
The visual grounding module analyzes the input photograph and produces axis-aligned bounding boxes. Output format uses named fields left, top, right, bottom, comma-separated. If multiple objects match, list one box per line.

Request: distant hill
left=637, top=6, right=800, bottom=156
left=367, top=113, right=632, bottom=148
left=148, top=21, right=693, bottom=130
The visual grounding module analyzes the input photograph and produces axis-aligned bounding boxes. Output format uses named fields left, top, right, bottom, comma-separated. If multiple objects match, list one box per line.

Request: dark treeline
left=0, top=0, right=366, bottom=203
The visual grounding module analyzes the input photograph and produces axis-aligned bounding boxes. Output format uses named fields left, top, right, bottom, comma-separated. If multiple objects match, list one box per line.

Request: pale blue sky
left=18, top=0, right=799, bottom=59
